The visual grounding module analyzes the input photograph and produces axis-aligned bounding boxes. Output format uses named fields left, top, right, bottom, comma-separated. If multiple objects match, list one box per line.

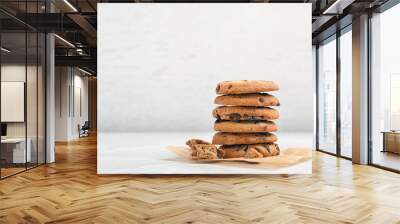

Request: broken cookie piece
left=186, top=139, right=211, bottom=149
left=186, top=139, right=211, bottom=157
left=190, top=144, right=224, bottom=160
left=193, top=144, right=219, bottom=160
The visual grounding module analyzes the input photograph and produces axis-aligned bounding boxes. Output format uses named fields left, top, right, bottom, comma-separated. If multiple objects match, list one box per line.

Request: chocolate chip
left=266, top=144, right=271, bottom=153
left=228, top=84, right=232, bottom=89
left=239, top=145, right=248, bottom=151
left=228, top=113, right=241, bottom=120
left=216, top=84, right=220, bottom=93
left=276, top=102, right=280, bottom=106
left=259, top=97, right=264, bottom=103
left=217, top=148, right=225, bottom=158
left=276, top=144, right=280, bottom=152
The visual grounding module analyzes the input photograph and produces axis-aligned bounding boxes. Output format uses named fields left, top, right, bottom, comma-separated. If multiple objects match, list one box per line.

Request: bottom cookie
left=220, top=144, right=280, bottom=159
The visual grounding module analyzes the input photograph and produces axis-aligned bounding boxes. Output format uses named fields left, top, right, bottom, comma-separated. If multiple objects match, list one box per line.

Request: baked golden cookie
left=186, top=139, right=211, bottom=156
left=221, top=145, right=263, bottom=159
left=214, top=93, right=280, bottom=107
left=192, top=144, right=224, bottom=160
left=214, top=120, right=278, bottom=133
left=220, top=144, right=280, bottom=158
left=186, top=139, right=210, bottom=149
left=216, top=80, right=279, bottom=95
left=213, top=106, right=279, bottom=121
left=212, top=132, right=277, bottom=145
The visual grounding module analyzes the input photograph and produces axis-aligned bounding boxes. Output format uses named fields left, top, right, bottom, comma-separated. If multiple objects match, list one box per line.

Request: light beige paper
left=167, top=146, right=312, bottom=169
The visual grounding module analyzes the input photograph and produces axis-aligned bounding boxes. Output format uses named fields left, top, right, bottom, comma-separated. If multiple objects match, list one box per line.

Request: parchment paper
left=167, top=146, right=312, bottom=169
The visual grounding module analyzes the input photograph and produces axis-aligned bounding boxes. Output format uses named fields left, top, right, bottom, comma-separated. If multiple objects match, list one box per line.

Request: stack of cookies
left=212, top=80, right=281, bottom=159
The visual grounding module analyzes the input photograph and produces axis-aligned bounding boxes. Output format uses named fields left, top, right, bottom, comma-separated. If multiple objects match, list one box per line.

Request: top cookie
left=216, top=80, right=279, bottom=95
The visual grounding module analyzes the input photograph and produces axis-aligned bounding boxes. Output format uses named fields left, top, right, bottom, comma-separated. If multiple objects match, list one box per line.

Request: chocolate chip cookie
left=192, top=144, right=224, bottom=160
left=213, top=106, right=279, bottom=121
left=214, top=120, right=278, bottom=133
left=212, top=132, right=278, bottom=145
left=214, top=93, right=280, bottom=107
left=186, top=139, right=211, bottom=149
left=220, top=143, right=280, bottom=158
left=216, top=80, right=279, bottom=95
left=186, top=139, right=211, bottom=156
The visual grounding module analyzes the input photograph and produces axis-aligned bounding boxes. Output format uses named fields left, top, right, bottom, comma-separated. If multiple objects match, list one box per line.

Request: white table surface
left=98, top=132, right=313, bottom=174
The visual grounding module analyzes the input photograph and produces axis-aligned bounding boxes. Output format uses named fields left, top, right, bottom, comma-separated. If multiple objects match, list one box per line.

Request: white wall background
left=98, top=3, right=312, bottom=133
left=55, top=67, right=89, bottom=141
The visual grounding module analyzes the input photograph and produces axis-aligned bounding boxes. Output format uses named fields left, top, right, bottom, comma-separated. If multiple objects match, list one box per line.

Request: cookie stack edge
left=212, top=80, right=280, bottom=159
